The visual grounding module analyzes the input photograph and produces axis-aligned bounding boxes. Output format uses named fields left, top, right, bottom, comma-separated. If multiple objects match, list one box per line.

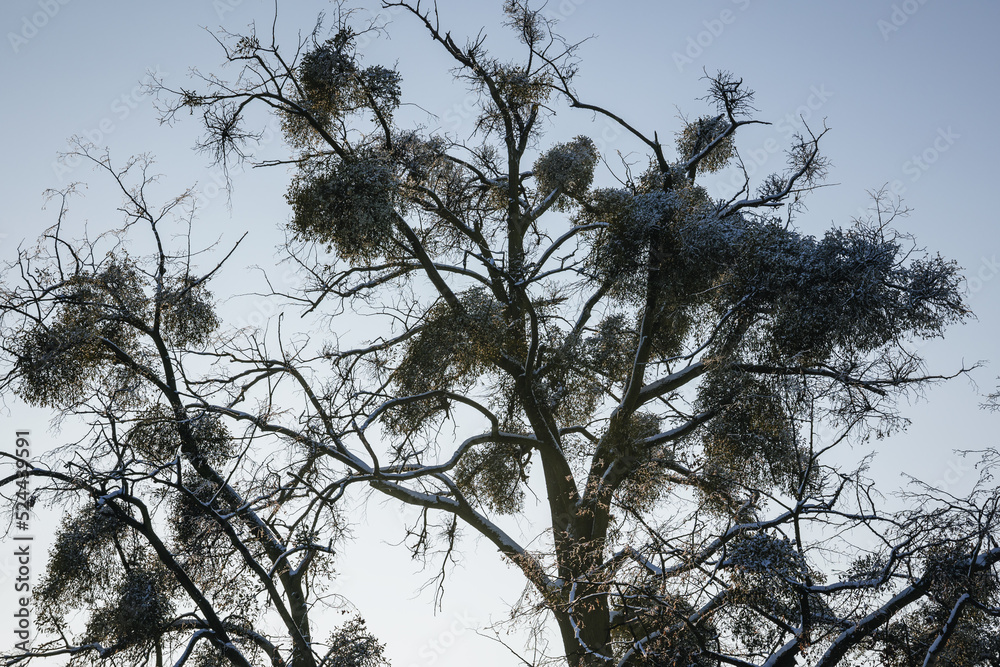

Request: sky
left=1, top=1, right=999, bottom=665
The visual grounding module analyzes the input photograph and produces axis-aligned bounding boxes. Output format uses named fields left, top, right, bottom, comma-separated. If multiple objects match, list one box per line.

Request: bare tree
left=0, top=149, right=386, bottom=667
left=3, top=2, right=999, bottom=666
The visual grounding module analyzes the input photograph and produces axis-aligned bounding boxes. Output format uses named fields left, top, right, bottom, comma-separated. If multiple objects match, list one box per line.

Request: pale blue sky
left=2, top=1, right=999, bottom=665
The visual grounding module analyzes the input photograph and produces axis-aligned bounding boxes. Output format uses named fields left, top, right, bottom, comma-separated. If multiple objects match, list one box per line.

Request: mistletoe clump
left=286, top=154, right=400, bottom=262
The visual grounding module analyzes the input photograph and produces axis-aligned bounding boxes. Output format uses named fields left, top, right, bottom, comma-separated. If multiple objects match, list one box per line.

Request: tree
left=0, top=157, right=388, bottom=667
left=3, top=2, right=1000, bottom=666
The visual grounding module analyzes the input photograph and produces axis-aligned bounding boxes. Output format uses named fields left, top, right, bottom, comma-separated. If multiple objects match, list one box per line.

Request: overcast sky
left=2, top=1, right=999, bottom=665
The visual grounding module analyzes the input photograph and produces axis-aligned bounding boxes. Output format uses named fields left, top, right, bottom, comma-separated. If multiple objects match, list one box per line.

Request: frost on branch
left=502, top=0, right=546, bottom=47
left=581, top=165, right=720, bottom=301
left=676, top=114, right=734, bottom=173
left=580, top=168, right=745, bottom=356
left=391, top=131, right=447, bottom=187
left=786, top=131, right=830, bottom=186
left=695, top=369, right=807, bottom=512
left=286, top=153, right=400, bottom=262
left=83, top=565, right=176, bottom=651
left=724, top=223, right=968, bottom=363
left=127, top=405, right=234, bottom=465
left=869, top=541, right=1000, bottom=665
left=578, top=314, right=636, bottom=384
left=36, top=506, right=128, bottom=615
left=386, top=288, right=505, bottom=433
left=581, top=186, right=680, bottom=301
left=610, top=412, right=674, bottom=513
left=455, top=441, right=528, bottom=514
left=476, top=63, right=551, bottom=136
left=159, top=275, right=219, bottom=348
left=12, top=258, right=146, bottom=408
left=611, top=590, right=719, bottom=667
left=283, top=29, right=401, bottom=148
left=535, top=313, right=638, bottom=427
left=533, top=135, right=599, bottom=207
left=323, top=616, right=389, bottom=667
left=721, top=533, right=825, bottom=655
left=725, top=533, right=809, bottom=602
